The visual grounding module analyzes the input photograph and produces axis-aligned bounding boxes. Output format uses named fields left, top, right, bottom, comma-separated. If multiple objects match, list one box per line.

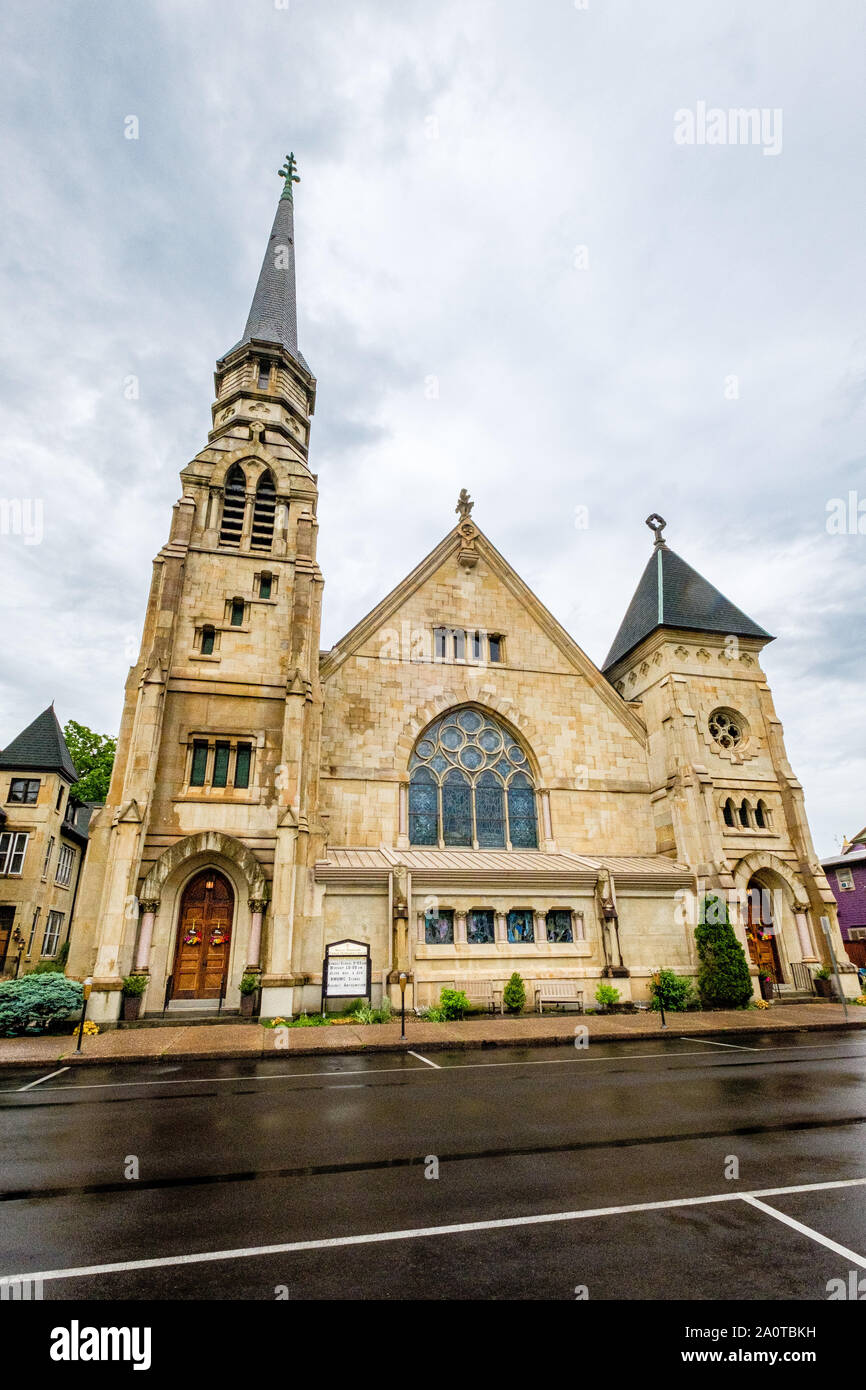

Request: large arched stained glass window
left=408, top=707, right=538, bottom=849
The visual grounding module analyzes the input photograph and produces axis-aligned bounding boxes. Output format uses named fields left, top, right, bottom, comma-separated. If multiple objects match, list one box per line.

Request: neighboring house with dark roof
left=0, top=706, right=97, bottom=975
left=821, top=828, right=866, bottom=970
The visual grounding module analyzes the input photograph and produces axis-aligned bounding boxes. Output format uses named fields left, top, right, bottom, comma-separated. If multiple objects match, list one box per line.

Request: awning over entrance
left=314, top=846, right=694, bottom=889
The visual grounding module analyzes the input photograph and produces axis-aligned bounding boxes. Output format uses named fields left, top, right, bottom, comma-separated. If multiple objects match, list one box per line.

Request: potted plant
left=121, top=974, right=148, bottom=1021
left=813, top=965, right=834, bottom=1000
left=239, top=972, right=260, bottom=1016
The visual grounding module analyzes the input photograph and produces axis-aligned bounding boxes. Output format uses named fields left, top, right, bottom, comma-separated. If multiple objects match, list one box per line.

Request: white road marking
left=2, top=1176, right=864, bottom=1287
left=16, top=1067, right=70, bottom=1092
left=741, top=1195, right=866, bottom=1270
left=407, top=1051, right=440, bottom=1068
left=680, top=1036, right=759, bottom=1051
left=1, top=1039, right=864, bottom=1095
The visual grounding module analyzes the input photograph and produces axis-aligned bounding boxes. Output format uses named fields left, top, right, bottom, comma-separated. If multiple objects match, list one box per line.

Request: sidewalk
left=1, top=1002, right=864, bottom=1068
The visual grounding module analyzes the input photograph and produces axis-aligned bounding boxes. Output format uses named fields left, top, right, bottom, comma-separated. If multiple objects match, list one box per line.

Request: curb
left=1, top=1013, right=863, bottom=1069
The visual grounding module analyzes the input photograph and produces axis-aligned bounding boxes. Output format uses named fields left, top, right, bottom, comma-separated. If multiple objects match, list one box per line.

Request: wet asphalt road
left=1, top=1029, right=864, bottom=1300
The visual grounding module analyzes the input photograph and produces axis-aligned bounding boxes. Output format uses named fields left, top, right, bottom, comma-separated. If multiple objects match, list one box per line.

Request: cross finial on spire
left=646, top=512, right=667, bottom=547
left=278, top=152, right=300, bottom=200
left=456, top=488, right=474, bottom=520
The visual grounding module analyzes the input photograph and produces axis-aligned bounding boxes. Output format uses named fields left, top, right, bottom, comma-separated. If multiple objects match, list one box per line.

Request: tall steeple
left=224, top=154, right=309, bottom=369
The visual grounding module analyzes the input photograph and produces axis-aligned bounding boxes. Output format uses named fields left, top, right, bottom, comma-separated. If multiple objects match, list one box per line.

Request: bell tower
left=70, top=157, right=326, bottom=1021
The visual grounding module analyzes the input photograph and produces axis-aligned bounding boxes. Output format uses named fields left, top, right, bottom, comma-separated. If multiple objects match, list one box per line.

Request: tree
left=695, top=894, right=754, bottom=1009
left=503, top=972, right=526, bottom=1013
left=63, top=721, right=116, bottom=804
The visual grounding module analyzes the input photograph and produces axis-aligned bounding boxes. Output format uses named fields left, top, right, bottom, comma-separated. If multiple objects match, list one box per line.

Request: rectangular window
left=56, top=786, right=64, bottom=811
left=507, top=909, right=534, bottom=944
left=212, top=742, right=230, bottom=788
left=234, top=743, right=252, bottom=789
left=190, top=741, right=209, bottom=786
left=837, top=869, right=855, bottom=892
left=201, top=627, right=215, bottom=655
left=55, top=843, right=76, bottom=888
left=257, top=362, right=271, bottom=389
left=42, top=835, right=55, bottom=881
left=471, top=630, right=483, bottom=661
left=488, top=635, right=502, bottom=663
left=453, top=629, right=465, bottom=660
left=425, top=909, right=454, bottom=945
left=41, top=910, right=64, bottom=958
left=8, top=778, right=39, bottom=804
left=434, top=626, right=448, bottom=660
left=27, top=907, right=40, bottom=955
left=0, top=832, right=29, bottom=876
left=546, top=909, right=574, bottom=943
left=230, top=599, right=245, bottom=626
left=467, top=909, right=495, bottom=944
left=259, top=573, right=272, bottom=600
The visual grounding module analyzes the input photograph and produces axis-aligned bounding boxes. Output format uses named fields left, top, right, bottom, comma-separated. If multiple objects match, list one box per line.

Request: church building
left=68, top=158, right=859, bottom=1020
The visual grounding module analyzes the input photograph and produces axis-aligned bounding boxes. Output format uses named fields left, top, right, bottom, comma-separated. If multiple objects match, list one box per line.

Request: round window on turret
left=708, top=708, right=747, bottom=750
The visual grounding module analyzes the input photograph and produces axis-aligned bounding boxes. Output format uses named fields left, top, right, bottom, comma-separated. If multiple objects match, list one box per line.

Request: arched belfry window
left=251, top=470, right=276, bottom=551
left=408, top=707, right=538, bottom=849
left=219, top=464, right=246, bottom=547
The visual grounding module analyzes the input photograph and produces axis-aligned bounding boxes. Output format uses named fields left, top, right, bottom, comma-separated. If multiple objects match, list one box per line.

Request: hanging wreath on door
left=183, top=923, right=202, bottom=946
left=210, top=925, right=228, bottom=946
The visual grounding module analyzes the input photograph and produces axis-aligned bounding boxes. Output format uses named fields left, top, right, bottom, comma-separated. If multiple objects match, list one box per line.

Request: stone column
left=455, top=912, right=467, bottom=944
left=134, top=900, right=160, bottom=972
left=247, top=899, right=266, bottom=970
left=495, top=911, right=508, bottom=944
left=795, top=910, right=817, bottom=961
left=535, top=912, right=547, bottom=944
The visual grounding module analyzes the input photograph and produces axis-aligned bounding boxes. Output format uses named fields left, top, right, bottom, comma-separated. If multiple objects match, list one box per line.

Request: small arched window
left=201, top=626, right=215, bottom=656
left=755, top=800, right=769, bottom=829
left=259, top=572, right=273, bottom=600
left=251, top=471, right=276, bottom=551
left=739, top=798, right=751, bottom=828
left=219, top=464, right=246, bottom=547
left=723, top=798, right=736, bottom=828
left=230, top=598, right=245, bottom=627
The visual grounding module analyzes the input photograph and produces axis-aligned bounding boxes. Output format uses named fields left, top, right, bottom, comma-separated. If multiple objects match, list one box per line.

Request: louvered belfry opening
left=219, top=464, right=246, bottom=547
left=251, top=470, right=277, bottom=550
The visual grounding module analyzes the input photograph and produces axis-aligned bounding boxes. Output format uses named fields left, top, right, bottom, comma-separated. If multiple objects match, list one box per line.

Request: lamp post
left=399, top=971, right=408, bottom=1039
left=75, top=977, right=93, bottom=1052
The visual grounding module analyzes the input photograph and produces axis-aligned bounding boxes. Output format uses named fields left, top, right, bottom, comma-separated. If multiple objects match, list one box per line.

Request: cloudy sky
left=1, top=0, right=863, bottom=856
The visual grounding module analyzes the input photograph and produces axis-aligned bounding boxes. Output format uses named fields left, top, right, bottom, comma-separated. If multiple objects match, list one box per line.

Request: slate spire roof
left=0, top=705, right=79, bottom=781
left=602, top=519, right=772, bottom=672
left=224, top=154, right=309, bottom=370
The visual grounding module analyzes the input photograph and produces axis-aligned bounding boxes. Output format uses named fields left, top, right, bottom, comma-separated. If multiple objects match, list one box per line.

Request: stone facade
left=66, top=176, right=859, bottom=1020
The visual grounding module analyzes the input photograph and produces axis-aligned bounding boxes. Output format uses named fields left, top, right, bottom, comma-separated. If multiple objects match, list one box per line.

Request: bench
left=450, top=977, right=503, bottom=1015
left=535, top=980, right=584, bottom=1014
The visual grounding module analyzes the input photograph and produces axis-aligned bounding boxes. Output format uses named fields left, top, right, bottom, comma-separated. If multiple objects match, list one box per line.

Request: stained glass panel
left=443, top=769, right=472, bottom=846
left=475, top=772, right=505, bottom=847
left=546, top=909, right=573, bottom=943
left=425, top=908, right=454, bottom=944
left=508, top=785, right=538, bottom=848
left=507, top=909, right=534, bottom=943
left=409, top=769, right=438, bottom=845
left=467, top=909, right=495, bottom=944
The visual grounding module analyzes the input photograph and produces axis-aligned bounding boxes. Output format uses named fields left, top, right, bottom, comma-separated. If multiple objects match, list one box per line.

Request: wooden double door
left=171, top=870, right=234, bottom=999
left=745, top=880, right=783, bottom=983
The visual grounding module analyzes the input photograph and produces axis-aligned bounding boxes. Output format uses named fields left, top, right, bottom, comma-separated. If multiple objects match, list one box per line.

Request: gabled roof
left=320, top=514, right=647, bottom=744
left=603, top=540, right=772, bottom=672
left=0, top=705, right=78, bottom=781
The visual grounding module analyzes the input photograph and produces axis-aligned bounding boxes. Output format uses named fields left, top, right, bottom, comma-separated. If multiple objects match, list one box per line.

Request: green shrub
left=814, top=965, right=831, bottom=980
left=595, top=983, right=620, bottom=1007
left=418, top=1005, right=446, bottom=1021
left=121, top=974, right=148, bottom=997
left=0, top=974, right=84, bottom=1036
left=503, top=972, right=526, bottom=1014
left=29, top=959, right=65, bottom=974
left=438, top=988, right=471, bottom=1020
left=352, top=1000, right=393, bottom=1025
left=338, top=998, right=366, bottom=1015
left=239, top=973, right=260, bottom=996
left=695, top=895, right=754, bottom=1009
left=288, top=1013, right=329, bottom=1027
left=649, top=969, right=695, bottom=1013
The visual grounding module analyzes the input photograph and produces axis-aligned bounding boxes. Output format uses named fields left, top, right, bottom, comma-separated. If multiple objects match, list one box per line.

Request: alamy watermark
left=0, top=498, right=43, bottom=545
left=674, top=102, right=782, bottom=157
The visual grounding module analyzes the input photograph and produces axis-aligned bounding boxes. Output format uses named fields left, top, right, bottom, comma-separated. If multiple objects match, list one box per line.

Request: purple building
left=821, top=827, right=866, bottom=971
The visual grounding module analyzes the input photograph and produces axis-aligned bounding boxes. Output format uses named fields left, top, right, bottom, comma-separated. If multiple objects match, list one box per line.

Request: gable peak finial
left=456, top=488, right=474, bottom=520
left=646, top=512, right=667, bottom=547
left=278, top=152, right=300, bottom=200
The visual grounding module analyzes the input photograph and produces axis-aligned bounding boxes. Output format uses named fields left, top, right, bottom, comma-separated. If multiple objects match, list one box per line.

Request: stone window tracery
left=408, top=708, right=538, bottom=849
left=708, top=708, right=746, bottom=750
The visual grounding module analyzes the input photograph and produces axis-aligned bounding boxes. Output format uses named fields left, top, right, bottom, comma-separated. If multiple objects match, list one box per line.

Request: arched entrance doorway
left=171, top=869, right=234, bottom=1000
left=745, top=876, right=783, bottom=986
